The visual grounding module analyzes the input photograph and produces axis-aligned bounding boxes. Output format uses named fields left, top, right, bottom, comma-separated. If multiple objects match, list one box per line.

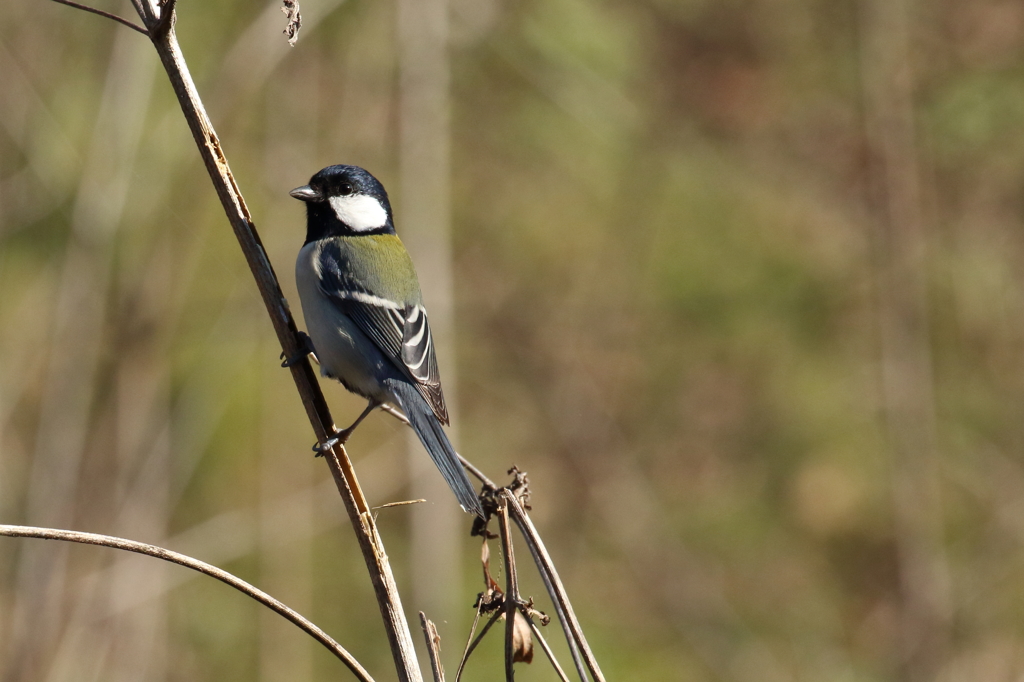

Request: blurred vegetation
left=3, top=0, right=1024, bottom=680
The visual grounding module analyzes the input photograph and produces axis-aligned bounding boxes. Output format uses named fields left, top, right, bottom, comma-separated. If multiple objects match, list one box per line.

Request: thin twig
left=497, top=499, right=519, bottom=681
left=503, top=491, right=605, bottom=682
left=858, top=0, right=950, bottom=676
left=458, top=454, right=496, bottom=490
left=49, top=0, right=149, bottom=35
left=519, top=606, right=571, bottom=682
left=455, top=610, right=502, bottom=682
left=419, top=612, right=446, bottom=682
left=0, top=524, right=374, bottom=682
left=128, top=0, right=145, bottom=20
left=455, top=595, right=485, bottom=682
left=380, top=403, right=411, bottom=426
left=135, top=0, right=156, bottom=26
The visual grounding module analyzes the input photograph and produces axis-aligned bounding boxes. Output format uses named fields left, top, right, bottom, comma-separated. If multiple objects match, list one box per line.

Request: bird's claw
left=281, top=331, right=316, bottom=368
left=312, top=434, right=340, bottom=456
left=311, top=425, right=357, bottom=456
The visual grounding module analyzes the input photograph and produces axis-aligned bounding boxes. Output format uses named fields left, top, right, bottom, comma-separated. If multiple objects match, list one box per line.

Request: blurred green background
left=3, top=0, right=1024, bottom=680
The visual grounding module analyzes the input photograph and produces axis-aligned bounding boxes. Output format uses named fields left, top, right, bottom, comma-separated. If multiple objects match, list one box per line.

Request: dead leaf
left=512, top=610, right=534, bottom=663
left=281, top=0, right=301, bottom=46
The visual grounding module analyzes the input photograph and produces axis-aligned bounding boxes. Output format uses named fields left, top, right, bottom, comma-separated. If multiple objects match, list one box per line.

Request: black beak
left=289, top=185, right=322, bottom=202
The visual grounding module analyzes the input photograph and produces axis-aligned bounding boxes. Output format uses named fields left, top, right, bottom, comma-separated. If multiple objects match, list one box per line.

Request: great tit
left=289, top=164, right=483, bottom=517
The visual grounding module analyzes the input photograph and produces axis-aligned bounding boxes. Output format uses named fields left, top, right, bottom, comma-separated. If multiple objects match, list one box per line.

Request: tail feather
left=388, top=381, right=483, bottom=517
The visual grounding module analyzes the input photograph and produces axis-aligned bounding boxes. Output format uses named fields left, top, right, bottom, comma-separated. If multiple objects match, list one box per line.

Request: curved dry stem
left=457, top=454, right=496, bottom=491
left=50, top=0, right=149, bottom=35
left=0, top=524, right=374, bottom=682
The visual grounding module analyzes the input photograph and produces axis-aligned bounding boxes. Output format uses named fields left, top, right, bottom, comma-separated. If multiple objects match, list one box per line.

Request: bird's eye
left=338, top=183, right=353, bottom=196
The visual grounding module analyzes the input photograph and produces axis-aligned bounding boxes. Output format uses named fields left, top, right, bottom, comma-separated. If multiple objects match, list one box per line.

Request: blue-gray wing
left=317, top=242, right=449, bottom=424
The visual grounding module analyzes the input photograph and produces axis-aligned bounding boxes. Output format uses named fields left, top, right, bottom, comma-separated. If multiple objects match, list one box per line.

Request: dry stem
left=496, top=499, right=520, bottom=681
left=521, top=613, right=571, bottom=682
left=0, top=524, right=373, bottom=682
left=50, top=0, right=147, bottom=33
left=419, top=612, right=446, bottom=682
left=503, top=490, right=604, bottom=682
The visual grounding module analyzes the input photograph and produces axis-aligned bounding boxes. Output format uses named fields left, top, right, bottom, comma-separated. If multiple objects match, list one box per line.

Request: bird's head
left=291, top=165, right=395, bottom=241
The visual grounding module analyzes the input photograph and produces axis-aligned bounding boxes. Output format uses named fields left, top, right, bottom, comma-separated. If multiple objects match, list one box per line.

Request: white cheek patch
left=329, top=194, right=388, bottom=232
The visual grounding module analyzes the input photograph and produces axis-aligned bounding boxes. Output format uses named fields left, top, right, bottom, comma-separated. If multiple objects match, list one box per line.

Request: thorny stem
left=0, top=525, right=374, bottom=682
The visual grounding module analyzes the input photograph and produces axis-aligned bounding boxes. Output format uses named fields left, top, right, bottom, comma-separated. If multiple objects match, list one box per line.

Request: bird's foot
left=311, top=400, right=379, bottom=456
left=311, top=427, right=353, bottom=456
left=281, top=331, right=317, bottom=367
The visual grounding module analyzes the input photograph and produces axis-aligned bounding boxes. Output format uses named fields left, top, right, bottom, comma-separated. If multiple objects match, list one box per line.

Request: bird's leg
left=281, top=331, right=318, bottom=367
left=378, top=403, right=410, bottom=426
left=312, top=399, right=381, bottom=455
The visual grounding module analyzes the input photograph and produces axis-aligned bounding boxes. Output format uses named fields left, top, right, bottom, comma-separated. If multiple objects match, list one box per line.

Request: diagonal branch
left=455, top=610, right=502, bottom=682
left=0, top=524, right=374, bottom=682
left=127, top=0, right=145, bottom=21
left=518, top=607, right=571, bottom=682
left=458, top=454, right=496, bottom=490
left=101, top=5, right=424, bottom=680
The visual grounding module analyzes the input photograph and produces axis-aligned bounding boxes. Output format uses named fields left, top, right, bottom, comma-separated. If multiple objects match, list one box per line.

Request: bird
left=289, top=164, right=483, bottom=517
